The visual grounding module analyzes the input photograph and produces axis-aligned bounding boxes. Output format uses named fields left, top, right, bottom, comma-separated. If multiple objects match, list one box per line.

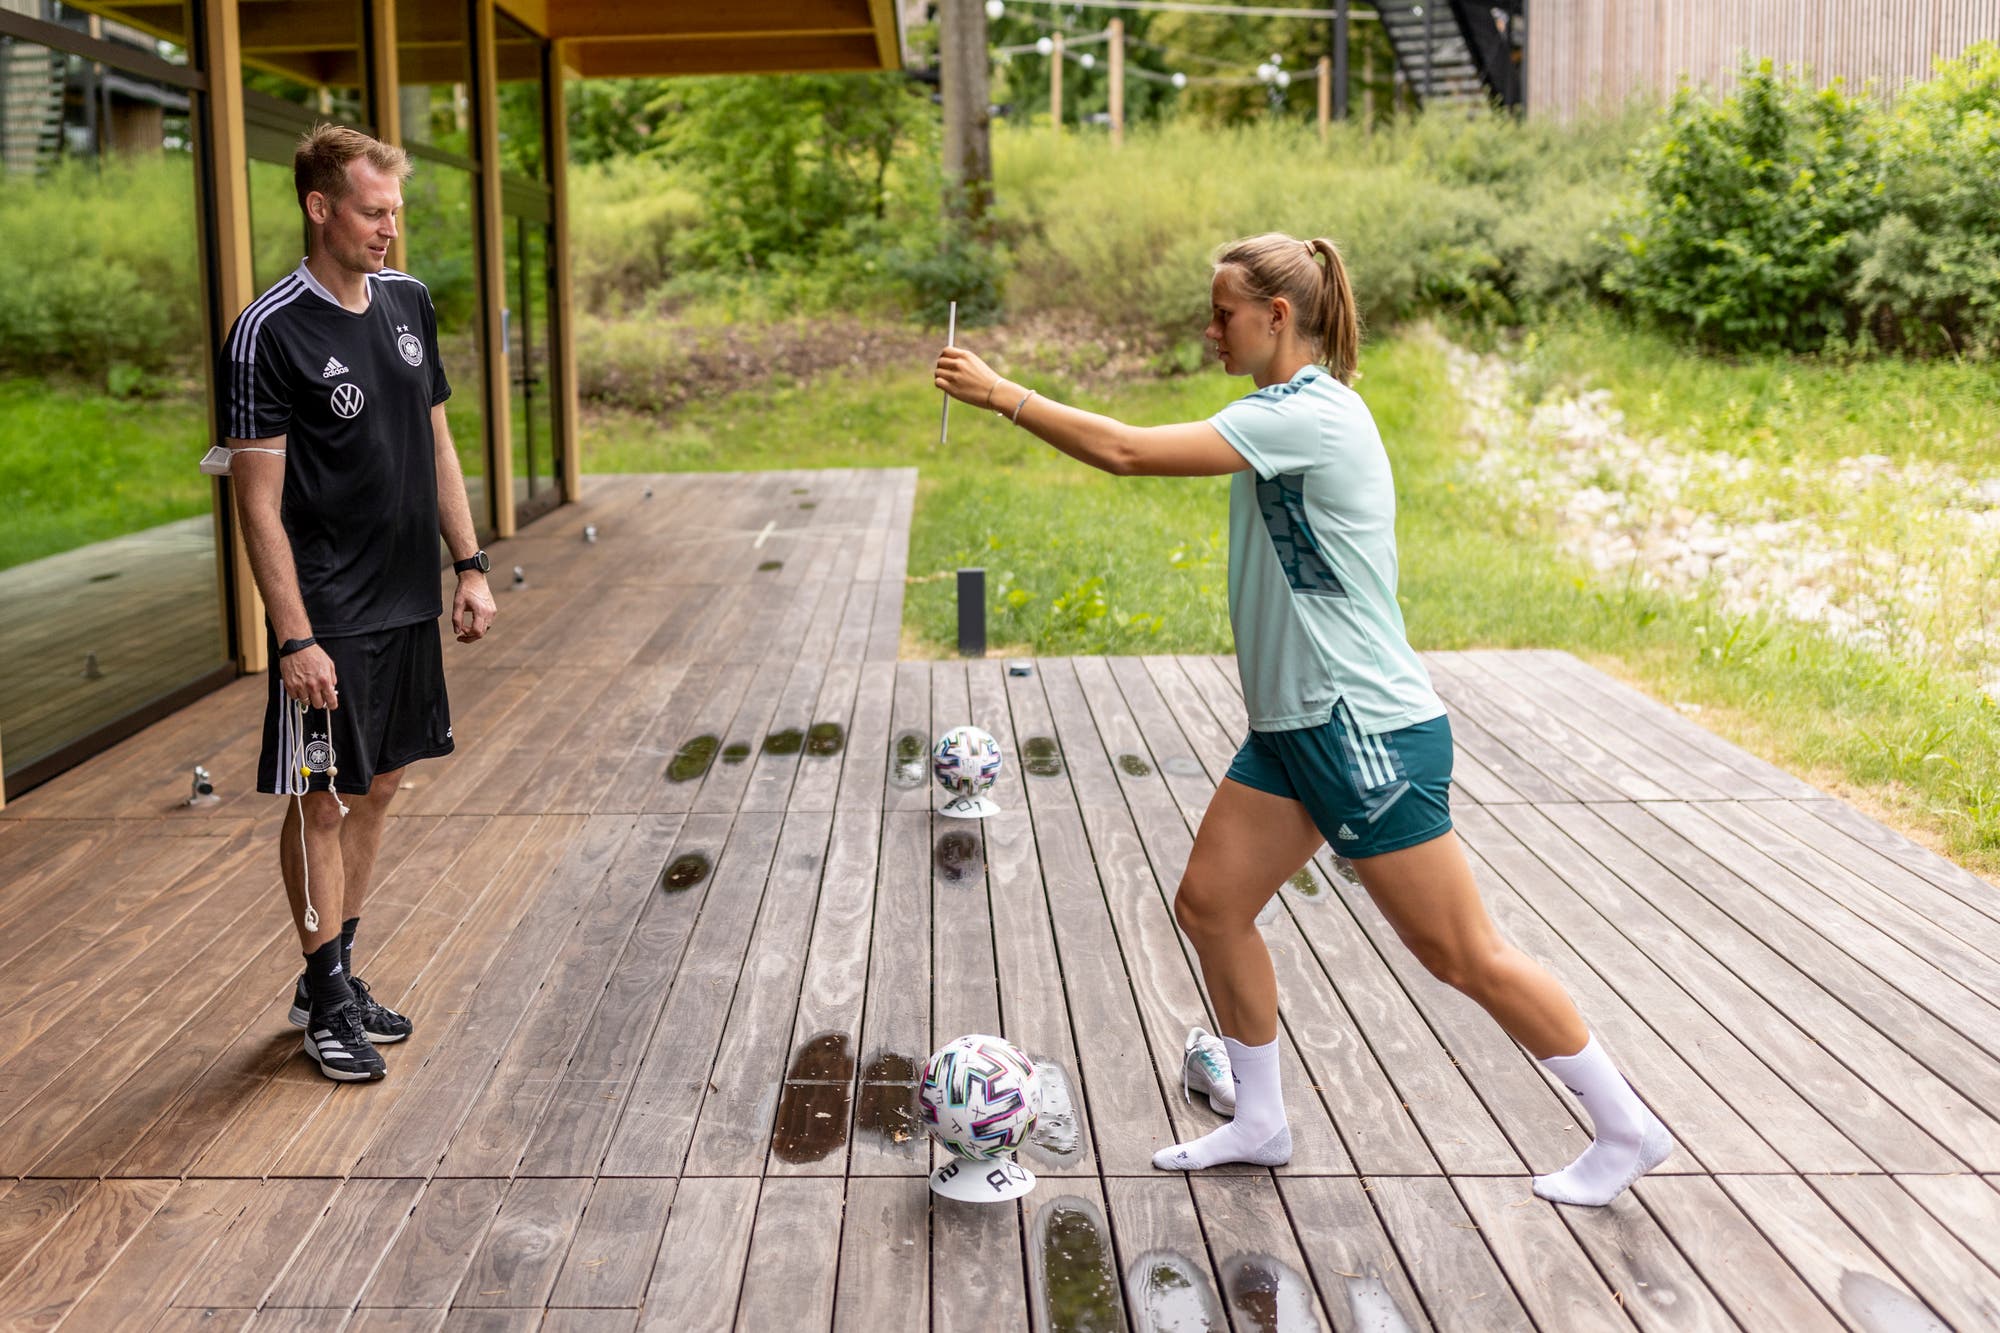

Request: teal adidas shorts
left=1225, top=699, right=1454, bottom=859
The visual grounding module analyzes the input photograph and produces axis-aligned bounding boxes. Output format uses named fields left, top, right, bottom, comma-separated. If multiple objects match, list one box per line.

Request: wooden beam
left=370, top=0, right=405, bottom=273
left=473, top=0, right=514, bottom=539
left=549, top=43, right=580, bottom=505
left=866, top=0, right=899, bottom=69
left=201, top=0, right=268, bottom=677
left=540, top=0, right=874, bottom=43
left=567, top=33, right=885, bottom=78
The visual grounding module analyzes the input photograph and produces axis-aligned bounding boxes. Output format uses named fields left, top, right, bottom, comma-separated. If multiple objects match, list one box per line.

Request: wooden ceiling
left=75, top=0, right=902, bottom=87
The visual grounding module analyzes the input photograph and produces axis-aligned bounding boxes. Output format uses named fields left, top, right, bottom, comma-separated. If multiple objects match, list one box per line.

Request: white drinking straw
left=940, top=299, right=958, bottom=445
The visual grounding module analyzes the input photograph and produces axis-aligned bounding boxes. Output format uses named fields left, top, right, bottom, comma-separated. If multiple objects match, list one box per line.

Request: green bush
left=992, top=114, right=1635, bottom=352
left=1608, top=60, right=1887, bottom=352
left=568, top=157, right=705, bottom=313
left=0, top=155, right=202, bottom=384
left=1850, top=41, right=2000, bottom=356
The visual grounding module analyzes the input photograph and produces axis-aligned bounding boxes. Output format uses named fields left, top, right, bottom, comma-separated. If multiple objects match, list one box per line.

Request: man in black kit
left=220, top=124, right=496, bottom=1082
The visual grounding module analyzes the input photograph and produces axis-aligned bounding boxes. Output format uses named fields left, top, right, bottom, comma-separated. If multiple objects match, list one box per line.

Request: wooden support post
left=939, top=0, right=993, bottom=219
left=1049, top=31, right=1062, bottom=133
left=472, top=0, right=514, bottom=538
left=1333, top=0, right=1349, bottom=121
left=200, top=0, right=267, bottom=675
left=550, top=44, right=581, bottom=504
left=369, top=0, right=405, bottom=272
left=1317, top=54, right=1331, bottom=140
left=1108, top=18, right=1124, bottom=148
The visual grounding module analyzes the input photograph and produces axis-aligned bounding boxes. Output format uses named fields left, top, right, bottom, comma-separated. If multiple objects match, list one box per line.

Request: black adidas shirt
left=219, top=263, right=452, bottom=637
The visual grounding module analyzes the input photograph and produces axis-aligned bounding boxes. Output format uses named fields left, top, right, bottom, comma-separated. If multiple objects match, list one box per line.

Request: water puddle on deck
left=1161, top=756, right=1205, bottom=778
left=1033, top=1196, right=1126, bottom=1333
left=854, top=1052, right=920, bottom=1145
left=1286, top=868, right=1322, bottom=901
left=666, top=735, right=718, bottom=783
left=1117, top=754, right=1154, bottom=778
left=88, top=571, right=120, bottom=584
left=1129, top=1251, right=1224, bottom=1332
left=770, top=1032, right=855, bottom=1164
left=1023, top=736, right=1064, bottom=777
left=763, top=729, right=804, bottom=756
left=807, top=722, right=846, bottom=756
left=660, top=852, right=712, bottom=892
left=721, top=742, right=752, bottom=765
left=934, top=830, right=983, bottom=885
left=891, top=732, right=929, bottom=788
left=1221, top=1254, right=1320, bottom=1332
left=1840, top=1271, right=1949, bottom=1333
left=799, top=501, right=817, bottom=510
left=1024, top=1057, right=1082, bottom=1164
left=1328, top=856, right=1361, bottom=887
left=757, top=560, right=783, bottom=572
left=1343, top=1270, right=1415, bottom=1332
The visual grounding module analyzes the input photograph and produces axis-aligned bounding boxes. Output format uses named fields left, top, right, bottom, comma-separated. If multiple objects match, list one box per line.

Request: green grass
left=0, top=377, right=211, bottom=571
left=585, top=324, right=2000, bottom=872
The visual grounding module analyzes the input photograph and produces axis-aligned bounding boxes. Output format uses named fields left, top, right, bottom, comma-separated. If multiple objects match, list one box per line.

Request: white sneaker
left=1181, top=1027, right=1235, bottom=1115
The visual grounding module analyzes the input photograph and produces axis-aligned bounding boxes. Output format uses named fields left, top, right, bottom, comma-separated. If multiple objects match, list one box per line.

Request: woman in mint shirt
left=934, top=233, right=1672, bottom=1207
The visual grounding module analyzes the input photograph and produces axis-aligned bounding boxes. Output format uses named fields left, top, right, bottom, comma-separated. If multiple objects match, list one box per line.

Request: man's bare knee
left=299, top=792, right=346, bottom=834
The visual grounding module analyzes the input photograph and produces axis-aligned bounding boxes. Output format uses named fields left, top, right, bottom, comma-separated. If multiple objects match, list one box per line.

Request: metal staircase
left=1, top=35, right=67, bottom=176
left=1372, top=0, right=1526, bottom=112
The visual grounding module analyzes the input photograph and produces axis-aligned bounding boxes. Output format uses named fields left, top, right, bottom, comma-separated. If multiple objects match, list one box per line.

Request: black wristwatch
left=453, top=549, right=490, bottom=575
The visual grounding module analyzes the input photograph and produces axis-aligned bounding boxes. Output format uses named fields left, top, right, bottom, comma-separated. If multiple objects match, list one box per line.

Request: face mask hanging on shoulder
left=199, top=445, right=286, bottom=477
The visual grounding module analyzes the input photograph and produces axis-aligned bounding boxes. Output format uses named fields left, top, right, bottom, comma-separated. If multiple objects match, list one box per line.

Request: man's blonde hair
left=294, top=123, right=411, bottom=214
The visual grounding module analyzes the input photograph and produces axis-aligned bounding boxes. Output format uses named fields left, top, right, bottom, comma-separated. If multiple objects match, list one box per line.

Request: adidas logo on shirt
left=1336, top=823, right=1358, bottom=841
left=322, top=356, right=350, bottom=379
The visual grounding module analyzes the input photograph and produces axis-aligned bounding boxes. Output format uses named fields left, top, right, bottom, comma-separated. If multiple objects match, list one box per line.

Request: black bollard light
left=957, top=567, right=986, bottom=658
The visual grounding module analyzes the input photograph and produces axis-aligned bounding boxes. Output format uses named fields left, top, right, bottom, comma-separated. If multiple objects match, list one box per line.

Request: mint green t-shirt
left=1210, top=363, right=1445, bottom=734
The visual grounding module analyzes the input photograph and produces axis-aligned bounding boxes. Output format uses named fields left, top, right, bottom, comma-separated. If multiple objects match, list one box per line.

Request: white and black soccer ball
left=932, top=725, right=1003, bottom=797
left=920, top=1034, right=1040, bottom=1161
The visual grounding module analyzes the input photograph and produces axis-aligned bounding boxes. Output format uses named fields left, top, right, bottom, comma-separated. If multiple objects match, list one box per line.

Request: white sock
left=1533, top=1034, right=1674, bottom=1206
left=1152, top=1036, right=1291, bottom=1171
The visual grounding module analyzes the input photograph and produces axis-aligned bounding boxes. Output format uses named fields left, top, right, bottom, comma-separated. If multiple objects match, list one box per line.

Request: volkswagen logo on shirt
left=398, top=332, right=424, bottom=367
left=330, top=382, right=366, bottom=419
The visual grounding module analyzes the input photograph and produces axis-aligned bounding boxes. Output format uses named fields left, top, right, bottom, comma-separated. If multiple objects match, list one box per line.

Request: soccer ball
left=932, top=725, right=1003, bottom=797
left=920, top=1034, right=1040, bottom=1161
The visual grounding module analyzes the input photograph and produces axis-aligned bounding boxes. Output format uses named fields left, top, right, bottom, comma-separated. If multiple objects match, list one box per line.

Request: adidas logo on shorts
left=322, top=356, right=350, bottom=379
left=1336, top=823, right=1358, bottom=841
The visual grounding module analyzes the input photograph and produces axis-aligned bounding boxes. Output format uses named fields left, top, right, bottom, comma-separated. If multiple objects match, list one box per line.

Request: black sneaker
left=302, top=1001, right=387, bottom=1081
left=347, top=974, right=413, bottom=1044
left=288, top=974, right=413, bottom=1044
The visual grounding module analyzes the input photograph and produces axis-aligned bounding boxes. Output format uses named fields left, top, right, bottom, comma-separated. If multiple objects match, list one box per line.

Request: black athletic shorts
left=258, top=621, right=453, bottom=796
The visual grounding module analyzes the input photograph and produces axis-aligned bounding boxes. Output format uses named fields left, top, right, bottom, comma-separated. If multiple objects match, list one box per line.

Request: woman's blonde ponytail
left=1214, top=232, right=1362, bottom=383
left=1305, top=238, right=1359, bottom=384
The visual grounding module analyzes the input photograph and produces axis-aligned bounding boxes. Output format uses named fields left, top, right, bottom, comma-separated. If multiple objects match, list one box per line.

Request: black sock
left=304, top=937, right=354, bottom=1012
left=340, top=917, right=359, bottom=977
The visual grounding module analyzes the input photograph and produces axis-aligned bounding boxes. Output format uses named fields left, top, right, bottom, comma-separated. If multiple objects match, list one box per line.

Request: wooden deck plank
left=1426, top=654, right=1666, bottom=803
left=0, top=1180, right=95, bottom=1290
left=1102, top=1177, right=1229, bottom=1332
left=545, top=1177, right=677, bottom=1312
left=681, top=809, right=835, bottom=1176
left=846, top=809, right=930, bottom=1177
left=596, top=811, right=787, bottom=1176
left=167, top=1179, right=340, bottom=1311
left=833, top=1176, right=928, bottom=1333
left=1483, top=803, right=1867, bottom=1173
left=0, top=1176, right=172, bottom=1320
left=1552, top=1190, right=1740, bottom=1333
left=1364, top=1176, right=1537, bottom=1331
left=1893, top=1173, right=2000, bottom=1275
left=1807, top=1175, right=2000, bottom=1331
left=359, top=1177, right=508, bottom=1310
left=1453, top=1177, right=1634, bottom=1333
left=1190, top=1175, right=1335, bottom=1331
left=453, top=1176, right=592, bottom=1309
left=262, top=1178, right=424, bottom=1308
left=1532, top=802, right=1965, bottom=1173
left=967, top=660, right=1097, bottom=1179
left=1632, top=1176, right=1841, bottom=1330
left=1605, top=802, right=2000, bottom=1168
left=435, top=816, right=686, bottom=1179
left=932, top=1176, right=1028, bottom=1333
left=1279, top=1174, right=1435, bottom=1332
left=735, top=1177, right=842, bottom=1332
left=54, top=1179, right=256, bottom=1331
left=1453, top=806, right=1784, bottom=1173
left=1718, top=1174, right=1953, bottom=1332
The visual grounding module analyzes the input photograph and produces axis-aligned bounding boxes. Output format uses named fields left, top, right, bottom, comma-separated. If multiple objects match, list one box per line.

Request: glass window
left=403, top=160, right=490, bottom=535
left=0, top=32, right=225, bottom=795
left=397, top=0, right=473, bottom=158
left=506, top=214, right=556, bottom=511
left=494, top=10, right=547, bottom=182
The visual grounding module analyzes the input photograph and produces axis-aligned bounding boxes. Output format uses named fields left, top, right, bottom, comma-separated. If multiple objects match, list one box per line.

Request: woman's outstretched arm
left=935, top=347, right=1249, bottom=479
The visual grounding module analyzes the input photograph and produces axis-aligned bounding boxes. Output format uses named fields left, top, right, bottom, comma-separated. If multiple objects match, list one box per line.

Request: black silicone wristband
left=277, top=636, right=317, bottom=658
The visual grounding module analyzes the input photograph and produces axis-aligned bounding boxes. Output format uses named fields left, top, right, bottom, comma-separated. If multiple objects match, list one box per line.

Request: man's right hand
left=280, top=644, right=340, bottom=711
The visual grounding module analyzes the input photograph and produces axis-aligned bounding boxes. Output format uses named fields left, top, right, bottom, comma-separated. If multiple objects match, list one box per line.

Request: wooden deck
left=3, top=469, right=1999, bottom=1332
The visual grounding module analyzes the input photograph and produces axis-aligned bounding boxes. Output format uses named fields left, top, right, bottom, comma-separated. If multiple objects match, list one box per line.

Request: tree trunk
left=939, top=0, right=993, bottom=223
